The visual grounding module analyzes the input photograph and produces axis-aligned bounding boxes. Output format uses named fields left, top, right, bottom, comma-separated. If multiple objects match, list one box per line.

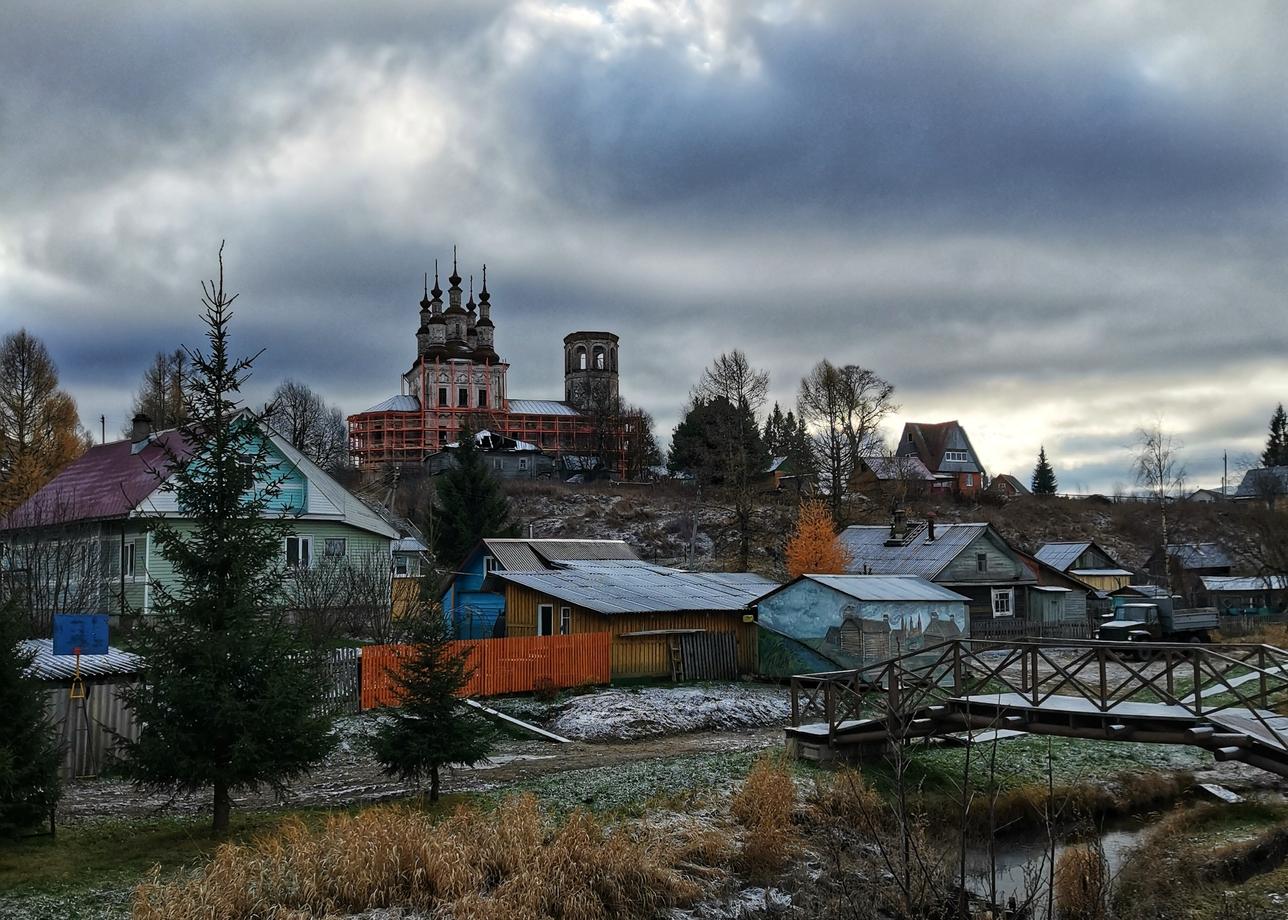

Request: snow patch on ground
left=669, top=886, right=793, bottom=919
left=549, top=684, right=791, bottom=742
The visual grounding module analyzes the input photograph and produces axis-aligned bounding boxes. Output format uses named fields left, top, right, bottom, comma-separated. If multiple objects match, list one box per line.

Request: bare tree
left=125, top=349, right=190, bottom=434
left=265, top=379, right=348, bottom=471
left=1132, top=419, right=1186, bottom=565
left=283, top=551, right=398, bottom=643
left=692, top=350, right=770, bottom=570
left=0, top=487, right=106, bottom=638
left=798, top=360, right=896, bottom=521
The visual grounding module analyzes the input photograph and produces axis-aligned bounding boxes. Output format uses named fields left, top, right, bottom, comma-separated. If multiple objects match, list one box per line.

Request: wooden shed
left=20, top=639, right=141, bottom=780
left=485, top=564, right=777, bottom=680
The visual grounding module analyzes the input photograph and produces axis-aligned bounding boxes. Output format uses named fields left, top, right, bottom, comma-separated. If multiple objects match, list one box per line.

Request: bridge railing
left=790, top=638, right=1288, bottom=747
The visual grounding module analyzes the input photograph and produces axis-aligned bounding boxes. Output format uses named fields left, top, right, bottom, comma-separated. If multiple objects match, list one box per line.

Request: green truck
left=1097, top=598, right=1218, bottom=644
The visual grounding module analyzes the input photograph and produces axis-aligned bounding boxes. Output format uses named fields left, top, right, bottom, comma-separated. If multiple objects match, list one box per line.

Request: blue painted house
left=754, top=574, right=970, bottom=677
left=439, top=538, right=641, bottom=638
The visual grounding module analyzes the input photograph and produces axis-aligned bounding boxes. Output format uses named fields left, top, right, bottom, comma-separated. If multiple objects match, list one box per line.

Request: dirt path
left=58, top=725, right=784, bottom=824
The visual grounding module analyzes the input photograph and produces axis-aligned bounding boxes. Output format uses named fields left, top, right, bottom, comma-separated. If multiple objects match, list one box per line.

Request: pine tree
left=433, top=421, right=514, bottom=566
left=1263, top=404, right=1288, bottom=468
left=369, top=603, right=494, bottom=802
left=117, top=247, right=334, bottom=834
left=785, top=500, right=852, bottom=578
left=763, top=402, right=787, bottom=456
left=1031, top=446, right=1058, bottom=495
left=0, top=597, right=61, bottom=837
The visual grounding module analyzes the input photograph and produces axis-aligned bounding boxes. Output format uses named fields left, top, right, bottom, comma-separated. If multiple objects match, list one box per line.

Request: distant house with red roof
left=0, top=414, right=396, bottom=622
left=895, top=420, right=986, bottom=498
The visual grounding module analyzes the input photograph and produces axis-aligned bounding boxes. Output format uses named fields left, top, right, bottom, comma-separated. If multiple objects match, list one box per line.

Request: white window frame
left=945, top=450, right=969, bottom=463
left=560, top=606, right=572, bottom=635
left=483, top=555, right=496, bottom=575
left=537, top=603, right=554, bottom=636
left=965, top=473, right=974, bottom=487
left=121, top=541, right=136, bottom=579
left=393, top=555, right=410, bottom=577
left=518, top=457, right=529, bottom=471
left=285, top=535, right=313, bottom=572
left=991, top=588, right=1014, bottom=618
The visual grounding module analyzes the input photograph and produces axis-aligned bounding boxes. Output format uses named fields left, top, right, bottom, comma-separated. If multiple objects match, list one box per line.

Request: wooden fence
left=317, top=647, right=362, bottom=716
left=969, top=617, right=1094, bottom=642
left=361, top=633, right=612, bottom=710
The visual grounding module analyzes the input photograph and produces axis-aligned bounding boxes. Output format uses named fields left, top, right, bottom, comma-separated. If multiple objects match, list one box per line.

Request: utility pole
left=1223, top=450, right=1228, bottom=496
left=100, top=415, right=105, bottom=444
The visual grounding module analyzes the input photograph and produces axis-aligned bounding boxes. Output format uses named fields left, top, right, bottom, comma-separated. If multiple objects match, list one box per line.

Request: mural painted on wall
left=821, top=605, right=963, bottom=670
left=756, top=577, right=970, bottom=675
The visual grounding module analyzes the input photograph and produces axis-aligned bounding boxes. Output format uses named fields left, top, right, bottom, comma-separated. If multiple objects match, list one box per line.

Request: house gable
left=938, top=530, right=1030, bottom=585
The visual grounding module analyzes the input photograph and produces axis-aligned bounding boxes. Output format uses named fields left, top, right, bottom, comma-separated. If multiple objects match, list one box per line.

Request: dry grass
left=1053, top=843, right=1109, bottom=920
left=132, top=795, right=720, bottom=920
left=730, top=754, right=799, bottom=881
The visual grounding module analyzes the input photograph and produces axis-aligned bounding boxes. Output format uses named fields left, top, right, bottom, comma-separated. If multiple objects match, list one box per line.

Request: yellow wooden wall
left=503, top=583, right=757, bottom=678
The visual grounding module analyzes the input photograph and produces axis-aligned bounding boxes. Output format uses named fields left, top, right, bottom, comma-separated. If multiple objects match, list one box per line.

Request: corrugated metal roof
left=19, top=639, right=140, bottom=681
left=839, top=523, right=990, bottom=579
left=1166, top=543, right=1234, bottom=570
left=857, top=454, right=936, bottom=481
left=797, top=574, right=970, bottom=603
left=508, top=399, right=580, bottom=416
left=1070, top=568, right=1134, bottom=577
left=362, top=394, right=421, bottom=413
left=1, top=431, right=190, bottom=529
left=489, top=566, right=778, bottom=614
left=1034, top=542, right=1093, bottom=572
left=1236, top=467, right=1288, bottom=498
left=483, top=538, right=640, bottom=572
left=1200, top=575, right=1288, bottom=592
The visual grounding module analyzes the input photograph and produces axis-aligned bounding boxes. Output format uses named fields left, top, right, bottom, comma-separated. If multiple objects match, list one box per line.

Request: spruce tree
left=117, top=248, right=334, bottom=834
left=1263, top=404, right=1288, bottom=468
left=1031, top=446, right=1058, bottom=495
left=0, top=597, right=61, bottom=837
left=432, top=421, right=514, bottom=566
left=369, top=603, right=494, bottom=802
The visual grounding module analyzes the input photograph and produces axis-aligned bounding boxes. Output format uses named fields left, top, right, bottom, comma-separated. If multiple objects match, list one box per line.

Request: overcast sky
left=2, top=0, right=1285, bottom=492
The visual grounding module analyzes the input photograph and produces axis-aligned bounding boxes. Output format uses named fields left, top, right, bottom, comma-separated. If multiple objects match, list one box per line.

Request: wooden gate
left=679, top=632, right=738, bottom=680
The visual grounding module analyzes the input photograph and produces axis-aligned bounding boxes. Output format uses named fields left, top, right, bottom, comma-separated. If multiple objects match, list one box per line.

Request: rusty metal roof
left=0, top=432, right=189, bottom=530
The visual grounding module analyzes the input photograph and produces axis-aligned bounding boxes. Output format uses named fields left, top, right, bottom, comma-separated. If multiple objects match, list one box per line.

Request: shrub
left=730, top=754, right=798, bottom=881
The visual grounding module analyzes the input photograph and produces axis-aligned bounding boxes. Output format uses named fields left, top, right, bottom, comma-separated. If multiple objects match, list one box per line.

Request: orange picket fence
left=360, top=632, right=612, bottom=710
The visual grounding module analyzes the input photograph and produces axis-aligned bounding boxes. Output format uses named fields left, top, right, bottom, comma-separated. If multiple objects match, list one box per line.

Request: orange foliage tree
left=785, top=500, right=851, bottom=578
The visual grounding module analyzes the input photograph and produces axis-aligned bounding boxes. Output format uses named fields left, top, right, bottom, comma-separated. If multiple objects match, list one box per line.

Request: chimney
left=886, top=506, right=908, bottom=546
left=926, top=515, right=936, bottom=542
left=130, top=413, right=153, bottom=454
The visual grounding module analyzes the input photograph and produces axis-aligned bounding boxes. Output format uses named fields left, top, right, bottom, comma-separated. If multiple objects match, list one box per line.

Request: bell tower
left=563, top=331, right=619, bottom=409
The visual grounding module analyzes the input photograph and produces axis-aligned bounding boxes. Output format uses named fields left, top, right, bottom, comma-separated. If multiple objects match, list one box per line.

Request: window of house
left=493, top=458, right=503, bottom=470
left=393, top=555, right=410, bottom=576
left=560, top=607, right=571, bottom=635
left=965, top=473, right=974, bottom=487
left=483, top=556, right=496, bottom=574
left=518, top=458, right=529, bottom=471
left=976, top=552, right=988, bottom=573
left=537, top=604, right=554, bottom=636
left=324, top=538, right=347, bottom=559
left=121, top=542, right=135, bottom=578
left=945, top=450, right=969, bottom=463
left=458, top=387, right=469, bottom=407
left=438, top=387, right=448, bottom=406
left=907, top=432, right=914, bottom=443
left=285, top=536, right=312, bottom=571
left=991, top=588, right=1013, bottom=618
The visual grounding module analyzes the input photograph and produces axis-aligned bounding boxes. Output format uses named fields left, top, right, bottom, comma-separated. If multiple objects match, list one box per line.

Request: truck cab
left=1097, top=603, right=1159, bottom=643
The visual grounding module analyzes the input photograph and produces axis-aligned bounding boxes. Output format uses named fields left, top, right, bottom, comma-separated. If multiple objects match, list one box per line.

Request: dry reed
left=132, top=795, right=716, bottom=920
left=730, top=754, right=799, bottom=881
left=1053, top=843, right=1110, bottom=920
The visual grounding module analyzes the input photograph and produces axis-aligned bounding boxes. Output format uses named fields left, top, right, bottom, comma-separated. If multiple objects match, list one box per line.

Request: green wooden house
left=0, top=414, right=397, bottom=622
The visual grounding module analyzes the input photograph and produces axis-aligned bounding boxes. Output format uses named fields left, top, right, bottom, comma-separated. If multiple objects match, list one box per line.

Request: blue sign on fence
left=52, top=614, right=109, bottom=656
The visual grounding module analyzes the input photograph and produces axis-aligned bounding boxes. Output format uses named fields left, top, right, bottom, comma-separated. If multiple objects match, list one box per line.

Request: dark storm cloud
left=2, top=1, right=1286, bottom=490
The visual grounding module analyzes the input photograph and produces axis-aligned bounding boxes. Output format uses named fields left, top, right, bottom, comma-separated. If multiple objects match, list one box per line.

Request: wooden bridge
left=786, top=638, right=1288, bottom=777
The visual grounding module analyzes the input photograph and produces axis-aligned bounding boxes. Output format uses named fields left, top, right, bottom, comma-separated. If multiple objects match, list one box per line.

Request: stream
left=965, top=818, right=1149, bottom=915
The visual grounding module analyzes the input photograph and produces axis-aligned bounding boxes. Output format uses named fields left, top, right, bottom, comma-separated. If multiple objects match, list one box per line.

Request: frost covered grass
left=132, top=795, right=725, bottom=920
left=496, top=749, right=768, bottom=816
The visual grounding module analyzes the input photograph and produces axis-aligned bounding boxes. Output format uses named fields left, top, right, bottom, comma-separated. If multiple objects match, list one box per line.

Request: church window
left=593, top=345, right=606, bottom=370
left=478, top=388, right=487, bottom=407
left=577, top=346, right=587, bottom=370
left=438, top=387, right=448, bottom=406
left=458, top=387, right=469, bottom=407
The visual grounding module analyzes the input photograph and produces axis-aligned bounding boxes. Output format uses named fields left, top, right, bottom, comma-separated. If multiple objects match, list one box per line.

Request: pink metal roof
left=1, top=433, right=189, bottom=530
